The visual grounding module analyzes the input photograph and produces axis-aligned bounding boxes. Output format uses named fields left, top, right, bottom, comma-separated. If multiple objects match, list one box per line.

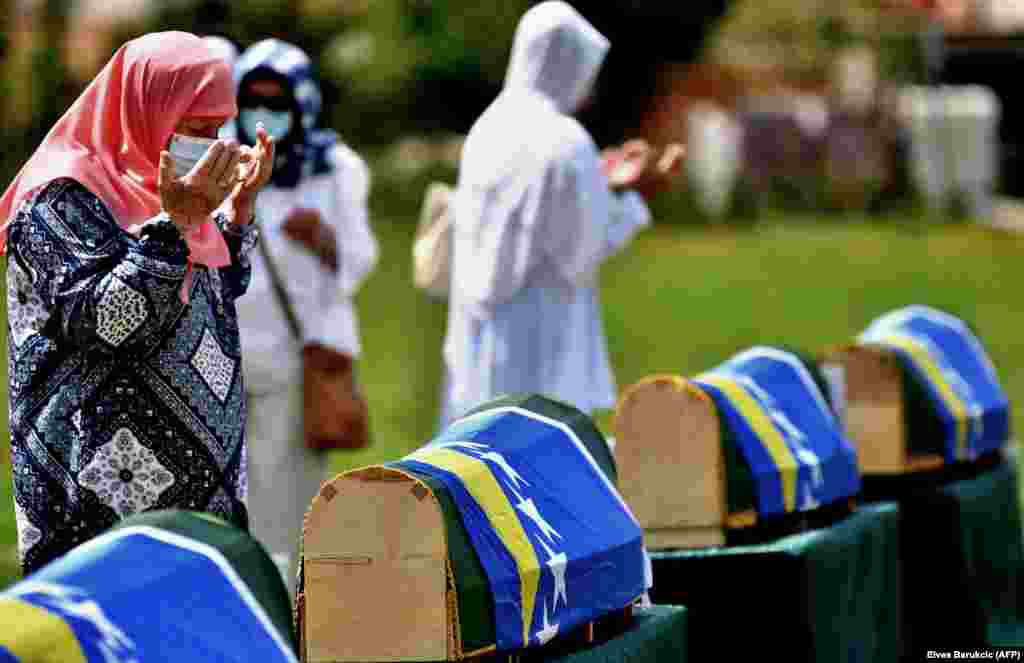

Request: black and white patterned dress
left=7, top=178, right=257, bottom=574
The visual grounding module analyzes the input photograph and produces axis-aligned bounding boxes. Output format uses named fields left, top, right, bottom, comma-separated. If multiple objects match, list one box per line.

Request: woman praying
left=0, top=31, right=274, bottom=574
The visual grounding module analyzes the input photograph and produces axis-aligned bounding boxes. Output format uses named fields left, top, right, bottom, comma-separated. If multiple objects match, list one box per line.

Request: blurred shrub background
left=0, top=0, right=967, bottom=224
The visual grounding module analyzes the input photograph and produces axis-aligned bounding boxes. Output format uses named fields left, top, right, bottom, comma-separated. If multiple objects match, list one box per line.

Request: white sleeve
left=543, top=144, right=650, bottom=288
left=454, top=179, right=541, bottom=312
left=312, top=147, right=379, bottom=357
left=331, top=147, right=379, bottom=296
left=601, top=190, right=652, bottom=262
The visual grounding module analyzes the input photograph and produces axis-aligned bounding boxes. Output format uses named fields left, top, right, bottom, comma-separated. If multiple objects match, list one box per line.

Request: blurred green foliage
left=0, top=0, right=77, bottom=186
left=0, top=0, right=540, bottom=189
left=137, top=0, right=532, bottom=145
left=0, top=0, right=934, bottom=225
left=3, top=0, right=732, bottom=158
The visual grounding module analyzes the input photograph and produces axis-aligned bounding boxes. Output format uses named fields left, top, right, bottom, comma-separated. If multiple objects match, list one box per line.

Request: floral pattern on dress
left=79, top=428, right=175, bottom=517
left=13, top=499, right=42, bottom=563
left=191, top=328, right=237, bottom=403
left=236, top=439, right=249, bottom=506
left=6, top=257, right=51, bottom=348
left=96, top=277, right=149, bottom=347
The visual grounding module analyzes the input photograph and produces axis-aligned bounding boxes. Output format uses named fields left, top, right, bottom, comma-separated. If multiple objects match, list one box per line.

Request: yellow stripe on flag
left=408, top=447, right=540, bottom=647
left=696, top=374, right=799, bottom=512
left=0, top=598, right=88, bottom=663
left=870, top=335, right=969, bottom=460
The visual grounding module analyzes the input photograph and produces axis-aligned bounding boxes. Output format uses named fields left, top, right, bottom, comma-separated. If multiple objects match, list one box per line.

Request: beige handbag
left=412, top=181, right=454, bottom=298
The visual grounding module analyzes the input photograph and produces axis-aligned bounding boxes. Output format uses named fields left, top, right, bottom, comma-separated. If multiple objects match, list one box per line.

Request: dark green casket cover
left=861, top=454, right=1024, bottom=653
left=647, top=502, right=902, bottom=663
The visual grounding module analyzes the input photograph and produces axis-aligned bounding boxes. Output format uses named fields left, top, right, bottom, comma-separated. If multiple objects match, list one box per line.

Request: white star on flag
left=536, top=602, right=560, bottom=645
left=477, top=451, right=530, bottom=489
left=736, top=374, right=826, bottom=493
left=516, top=496, right=562, bottom=543
left=537, top=536, right=568, bottom=609
left=11, top=582, right=137, bottom=657
left=792, top=444, right=824, bottom=489
left=434, top=440, right=489, bottom=452
left=436, top=442, right=531, bottom=490
left=801, top=492, right=821, bottom=511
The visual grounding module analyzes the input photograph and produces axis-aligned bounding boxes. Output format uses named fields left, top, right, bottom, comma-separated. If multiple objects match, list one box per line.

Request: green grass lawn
left=0, top=211, right=1021, bottom=588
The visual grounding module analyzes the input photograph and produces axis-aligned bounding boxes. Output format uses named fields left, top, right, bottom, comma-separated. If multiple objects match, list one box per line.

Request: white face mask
left=239, top=108, right=294, bottom=141
left=167, top=133, right=216, bottom=179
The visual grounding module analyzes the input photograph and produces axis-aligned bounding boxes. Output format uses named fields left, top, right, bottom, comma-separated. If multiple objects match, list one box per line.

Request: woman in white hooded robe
left=441, top=1, right=653, bottom=427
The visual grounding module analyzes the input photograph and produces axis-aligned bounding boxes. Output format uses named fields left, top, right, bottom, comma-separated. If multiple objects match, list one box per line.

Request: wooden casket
left=614, top=345, right=861, bottom=549
left=614, top=346, right=904, bottom=662
left=819, top=305, right=1011, bottom=476
left=820, top=306, right=1023, bottom=652
left=298, top=395, right=649, bottom=663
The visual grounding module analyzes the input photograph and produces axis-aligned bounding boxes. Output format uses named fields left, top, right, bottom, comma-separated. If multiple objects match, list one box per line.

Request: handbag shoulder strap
left=258, top=230, right=305, bottom=341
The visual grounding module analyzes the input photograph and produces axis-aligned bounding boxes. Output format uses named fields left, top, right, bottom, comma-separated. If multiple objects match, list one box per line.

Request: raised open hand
left=226, top=124, right=275, bottom=226
left=604, top=139, right=655, bottom=192
left=604, top=139, right=686, bottom=199
left=158, top=139, right=242, bottom=233
left=637, top=142, right=686, bottom=198
left=657, top=143, right=686, bottom=178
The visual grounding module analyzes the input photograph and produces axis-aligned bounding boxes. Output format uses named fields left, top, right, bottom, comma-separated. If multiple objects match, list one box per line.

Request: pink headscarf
left=0, top=31, right=236, bottom=268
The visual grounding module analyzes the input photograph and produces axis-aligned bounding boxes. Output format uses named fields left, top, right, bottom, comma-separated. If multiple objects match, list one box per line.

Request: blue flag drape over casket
left=393, top=406, right=649, bottom=652
left=693, top=346, right=861, bottom=518
left=0, top=526, right=297, bottom=663
left=858, top=305, right=1011, bottom=463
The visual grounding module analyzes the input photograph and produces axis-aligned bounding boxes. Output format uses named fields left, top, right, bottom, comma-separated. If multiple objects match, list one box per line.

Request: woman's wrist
left=232, top=193, right=256, bottom=226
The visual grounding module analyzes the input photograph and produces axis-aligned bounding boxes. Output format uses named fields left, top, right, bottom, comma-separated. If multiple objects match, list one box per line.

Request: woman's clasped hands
left=158, top=125, right=275, bottom=234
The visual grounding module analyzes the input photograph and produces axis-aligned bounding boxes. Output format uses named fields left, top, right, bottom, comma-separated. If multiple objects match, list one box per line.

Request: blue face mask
left=167, top=134, right=216, bottom=179
left=239, top=108, right=294, bottom=141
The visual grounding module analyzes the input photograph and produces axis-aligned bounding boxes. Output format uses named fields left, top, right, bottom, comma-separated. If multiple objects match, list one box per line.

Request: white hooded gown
left=441, top=1, right=652, bottom=426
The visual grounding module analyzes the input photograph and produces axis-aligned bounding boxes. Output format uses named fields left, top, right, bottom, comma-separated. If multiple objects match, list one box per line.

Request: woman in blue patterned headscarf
left=230, top=39, right=379, bottom=595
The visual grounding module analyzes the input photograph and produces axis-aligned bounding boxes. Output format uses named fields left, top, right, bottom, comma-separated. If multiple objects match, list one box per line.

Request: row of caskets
left=292, top=304, right=1022, bottom=662
left=2, top=304, right=1019, bottom=662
